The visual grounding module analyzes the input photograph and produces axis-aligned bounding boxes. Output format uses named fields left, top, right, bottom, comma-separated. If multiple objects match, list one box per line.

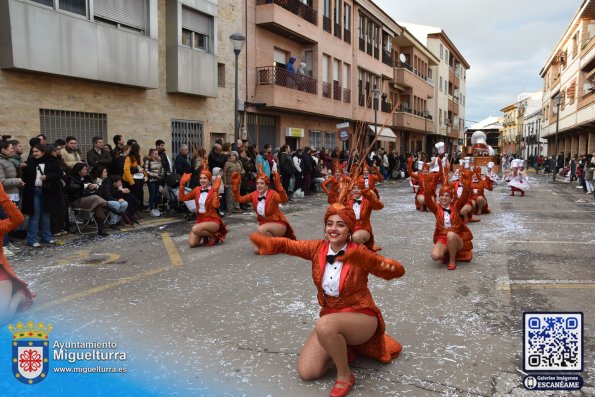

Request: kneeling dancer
left=250, top=203, right=404, bottom=397
left=231, top=167, right=296, bottom=253
left=179, top=163, right=227, bottom=247
left=424, top=168, right=474, bottom=270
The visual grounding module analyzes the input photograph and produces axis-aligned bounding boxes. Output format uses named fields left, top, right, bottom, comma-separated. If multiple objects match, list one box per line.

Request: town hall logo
left=8, top=321, right=53, bottom=384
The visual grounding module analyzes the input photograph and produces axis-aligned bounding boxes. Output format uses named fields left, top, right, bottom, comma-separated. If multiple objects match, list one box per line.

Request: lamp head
left=229, top=33, right=246, bottom=54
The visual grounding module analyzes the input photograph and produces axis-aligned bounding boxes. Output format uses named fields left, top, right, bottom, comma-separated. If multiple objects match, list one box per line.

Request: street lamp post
left=229, top=33, right=246, bottom=146
left=552, top=94, right=561, bottom=182
left=372, top=87, right=380, bottom=147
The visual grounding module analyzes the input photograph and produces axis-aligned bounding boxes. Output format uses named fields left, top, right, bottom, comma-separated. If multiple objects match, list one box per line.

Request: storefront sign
left=285, top=127, right=304, bottom=137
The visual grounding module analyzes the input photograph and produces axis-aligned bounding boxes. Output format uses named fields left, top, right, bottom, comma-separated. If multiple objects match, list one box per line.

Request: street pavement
left=2, top=173, right=594, bottom=397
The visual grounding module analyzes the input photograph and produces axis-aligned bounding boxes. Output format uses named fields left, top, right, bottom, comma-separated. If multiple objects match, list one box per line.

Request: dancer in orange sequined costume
left=321, top=162, right=351, bottom=204
left=250, top=203, right=404, bottom=397
left=231, top=166, right=296, bottom=253
left=179, top=162, right=227, bottom=247
left=0, top=184, right=34, bottom=325
left=424, top=163, right=474, bottom=270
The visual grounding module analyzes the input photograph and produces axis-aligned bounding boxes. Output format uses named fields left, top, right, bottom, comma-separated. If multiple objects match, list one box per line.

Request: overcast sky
left=374, top=0, right=580, bottom=125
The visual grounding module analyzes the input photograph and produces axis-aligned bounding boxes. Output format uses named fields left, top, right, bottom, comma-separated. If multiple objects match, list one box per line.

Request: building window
left=344, top=3, right=351, bottom=31
left=309, top=130, right=323, bottom=149
left=572, top=32, right=579, bottom=58
left=182, top=6, right=212, bottom=52
left=30, top=0, right=53, bottom=6
left=171, top=119, right=204, bottom=155
left=324, top=131, right=336, bottom=149
left=59, top=0, right=87, bottom=16
left=218, top=63, right=225, bottom=87
left=93, top=0, right=147, bottom=33
left=439, top=109, right=442, bottom=125
left=440, top=43, right=443, bottom=59
left=39, top=109, right=107, bottom=155
left=439, top=76, right=443, bottom=92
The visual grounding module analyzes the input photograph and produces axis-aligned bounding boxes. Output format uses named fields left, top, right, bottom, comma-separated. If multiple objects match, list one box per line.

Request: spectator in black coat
left=279, top=145, right=295, bottom=198
left=208, top=143, right=227, bottom=172
left=301, top=147, right=313, bottom=196
left=174, top=145, right=192, bottom=176
left=87, top=136, right=112, bottom=172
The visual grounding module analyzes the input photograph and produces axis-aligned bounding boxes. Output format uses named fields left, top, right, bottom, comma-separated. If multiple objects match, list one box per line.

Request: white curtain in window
left=342, top=64, right=349, bottom=90
left=322, top=55, right=329, bottom=83
left=333, top=59, right=339, bottom=85
left=94, top=0, right=146, bottom=30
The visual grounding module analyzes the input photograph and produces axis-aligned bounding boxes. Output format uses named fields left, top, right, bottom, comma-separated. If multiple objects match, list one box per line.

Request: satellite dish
left=399, top=54, right=407, bottom=63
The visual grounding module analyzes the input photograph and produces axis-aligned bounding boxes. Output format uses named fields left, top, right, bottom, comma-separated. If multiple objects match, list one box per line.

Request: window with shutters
left=171, top=120, right=204, bottom=155
left=93, top=0, right=147, bottom=34
left=182, top=6, right=212, bottom=53
left=26, top=1, right=148, bottom=34
left=39, top=109, right=107, bottom=155
left=218, top=63, right=226, bottom=87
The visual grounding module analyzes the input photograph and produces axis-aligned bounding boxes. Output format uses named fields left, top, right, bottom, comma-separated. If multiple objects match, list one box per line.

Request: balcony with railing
left=334, top=23, right=342, bottom=39
left=322, top=82, right=331, bottom=98
left=358, top=94, right=372, bottom=108
left=333, top=83, right=342, bottom=100
left=448, top=67, right=460, bottom=86
left=256, top=0, right=318, bottom=44
left=323, top=15, right=331, bottom=33
left=343, top=28, right=351, bottom=44
left=257, top=66, right=317, bottom=94
left=381, top=102, right=392, bottom=113
left=393, top=107, right=435, bottom=132
left=394, top=63, right=433, bottom=98
left=342, top=88, right=351, bottom=103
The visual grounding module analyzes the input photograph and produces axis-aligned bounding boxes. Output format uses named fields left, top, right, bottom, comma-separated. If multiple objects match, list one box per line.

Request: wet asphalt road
left=6, top=173, right=595, bottom=396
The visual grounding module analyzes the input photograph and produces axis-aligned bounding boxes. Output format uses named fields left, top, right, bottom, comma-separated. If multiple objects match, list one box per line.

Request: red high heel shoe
left=330, top=373, right=355, bottom=397
left=447, top=263, right=457, bottom=270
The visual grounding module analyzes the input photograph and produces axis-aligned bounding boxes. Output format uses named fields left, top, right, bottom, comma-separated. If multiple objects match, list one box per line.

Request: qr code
left=524, top=312, right=582, bottom=371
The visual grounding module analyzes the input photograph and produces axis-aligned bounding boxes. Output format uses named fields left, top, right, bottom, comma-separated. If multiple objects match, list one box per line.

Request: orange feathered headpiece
left=199, top=160, right=212, bottom=180
left=256, top=163, right=270, bottom=185
left=324, top=203, right=356, bottom=233
left=334, top=159, right=344, bottom=173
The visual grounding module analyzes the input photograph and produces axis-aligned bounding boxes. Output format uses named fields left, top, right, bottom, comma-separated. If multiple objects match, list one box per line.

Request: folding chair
left=66, top=197, right=107, bottom=234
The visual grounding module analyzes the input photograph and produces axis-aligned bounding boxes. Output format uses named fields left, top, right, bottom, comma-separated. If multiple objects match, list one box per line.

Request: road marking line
left=162, top=232, right=183, bottom=267
left=496, top=279, right=595, bottom=291
left=31, top=266, right=170, bottom=312
left=30, top=233, right=184, bottom=312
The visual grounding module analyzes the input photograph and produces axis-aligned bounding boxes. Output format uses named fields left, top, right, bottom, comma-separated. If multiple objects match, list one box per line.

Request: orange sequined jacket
left=424, top=174, right=474, bottom=261
left=179, top=177, right=222, bottom=222
left=347, top=191, right=383, bottom=233
left=355, top=167, right=383, bottom=191
left=321, top=175, right=351, bottom=205
left=0, top=186, right=33, bottom=303
left=232, top=181, right=296, bottom=240
left=264, top=238, right=404, bottom=363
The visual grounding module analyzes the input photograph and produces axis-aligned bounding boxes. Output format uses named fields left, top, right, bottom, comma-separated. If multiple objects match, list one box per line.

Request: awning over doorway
left=368, top=125, right=396, bottom=138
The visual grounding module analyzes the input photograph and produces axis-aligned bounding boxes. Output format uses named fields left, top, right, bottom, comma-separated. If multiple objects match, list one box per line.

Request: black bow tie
left=326, top=250, right=345, bottom=264
left=353, top=199, right=362, bottom=205
left=201, top=189, right=209, bottom=194
left=442, top=207, right=451, bottom=213
left=364, top=176, right=368, bottom=180
left=258, top=196, right=266, bottom=201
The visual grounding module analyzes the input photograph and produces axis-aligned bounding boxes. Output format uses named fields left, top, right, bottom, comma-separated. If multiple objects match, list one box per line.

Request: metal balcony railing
left=333, top=84, right=341, bottom=100
left=359, top=37, right=365, bottom=51
left=342, top=88, right=351, bottom=103
left=334, top=23, right=341, bottom=39
left=256, top=66, right=317, bottom=94
left=397, top=61, right=413, bottom=72
left=323, top=16, right=331, bottom=33
left=322, top=81, right=331, bottom=98
left=257, top=0, right=317, bottom=25
left=343, top=28, right=351, bottom=44
left=381, top=102, right=391, bottom=113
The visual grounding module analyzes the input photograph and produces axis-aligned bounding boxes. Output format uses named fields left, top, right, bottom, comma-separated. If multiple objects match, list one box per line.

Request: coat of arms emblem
left=8, top=321, right=52, bottom=384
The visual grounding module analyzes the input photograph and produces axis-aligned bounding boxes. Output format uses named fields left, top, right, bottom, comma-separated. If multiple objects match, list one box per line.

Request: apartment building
left=539, top=0, right=595, bottom=158
left=399, top=23, right=469, bottom=155
left=500, top=103, right=518, bottom=156
left=0, top=0, right=243, bottom=154
left=500, top=92, right=542, bottom=157
left=247, top=0, right=410, bottom=152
